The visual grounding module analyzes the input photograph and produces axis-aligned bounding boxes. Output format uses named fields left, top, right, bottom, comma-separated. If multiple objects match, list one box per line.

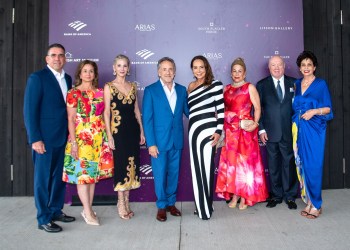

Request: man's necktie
left=276, top=80, right=283, bottom=102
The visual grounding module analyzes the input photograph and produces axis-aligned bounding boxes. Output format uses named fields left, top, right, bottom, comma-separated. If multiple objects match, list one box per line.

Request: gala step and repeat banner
left=49, top=0, right=303, bottom=203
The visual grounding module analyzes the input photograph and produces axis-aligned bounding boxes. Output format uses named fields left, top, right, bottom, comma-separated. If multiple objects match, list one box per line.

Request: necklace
left=302, top=76, right=315, bottom=87
left=231, top=80, right=245, bottom=88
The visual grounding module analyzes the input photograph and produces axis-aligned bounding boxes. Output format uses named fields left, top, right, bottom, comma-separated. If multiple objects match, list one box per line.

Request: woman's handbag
left=239, top=119, right=255, bottom=131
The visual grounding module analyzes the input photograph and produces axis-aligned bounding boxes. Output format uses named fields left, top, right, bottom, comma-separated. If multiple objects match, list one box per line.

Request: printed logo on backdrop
left=135, top=24, right=156, bottom=32
left=64, top=52, right=99, bottom=63
left=140, top=164, right=154, bottom=180
left=134, top=81, right=145, bottom=91
left=64, top=20, right=91, bottom=36
left=132, top=49, right=158, bottom=65
left=203, top=52, right=223, bottom=60
left=259, top=20, right=293, bottom=31
left=263, top=51, right=290, bottom=59
left=198, top=22, right=226, bottom=34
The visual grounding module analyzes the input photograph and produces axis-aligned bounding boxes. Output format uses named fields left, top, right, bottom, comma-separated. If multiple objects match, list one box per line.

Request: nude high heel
left=228, top=195, right=239, bottom=208
left=117, top=192, right=130, bottom=220
left=124, top=191, right=134, bottom=217
left=239, top=198, right=248, bottom=210
left=81, top=211, right=100, bottom=226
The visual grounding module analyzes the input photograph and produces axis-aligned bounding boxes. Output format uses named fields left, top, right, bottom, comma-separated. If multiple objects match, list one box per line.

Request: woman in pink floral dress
left=63, top=60, right=113, bottom=225
left=216, top=58, right=268, bottom=209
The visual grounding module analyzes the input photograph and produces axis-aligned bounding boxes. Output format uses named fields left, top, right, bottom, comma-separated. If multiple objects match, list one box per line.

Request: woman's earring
left=127, top=71, right=130, bottom=76
left=113, top=70, right=116, bottom=76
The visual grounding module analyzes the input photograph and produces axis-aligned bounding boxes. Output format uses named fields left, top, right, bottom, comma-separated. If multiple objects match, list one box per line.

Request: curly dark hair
left=74, top=60, right=99, bottom=88
left=296, top=51, right=318, bottom=68
left=190, top=55, right=214, bottom=87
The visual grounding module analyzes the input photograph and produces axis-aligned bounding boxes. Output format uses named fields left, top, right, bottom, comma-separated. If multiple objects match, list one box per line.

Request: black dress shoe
left=53, top=213, right=76, bottom=223
left=286, top=200, right=297, bottom=210
left=38, top=221, right=62, bottom=233
left=266, top=199, right=282, bottom=208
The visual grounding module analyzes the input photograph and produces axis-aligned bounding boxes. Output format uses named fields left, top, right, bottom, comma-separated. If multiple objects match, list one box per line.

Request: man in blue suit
left=23, top=43, right=75, bottom=233
left=142, top=57, right=189, bottom=222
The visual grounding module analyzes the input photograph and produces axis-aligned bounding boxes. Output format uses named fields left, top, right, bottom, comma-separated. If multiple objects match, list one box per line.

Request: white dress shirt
left=272, top=75, right=285, bottom=98
left=160, top=79, right=177, bottom=114
left=47, top=64, right=68, bottom=102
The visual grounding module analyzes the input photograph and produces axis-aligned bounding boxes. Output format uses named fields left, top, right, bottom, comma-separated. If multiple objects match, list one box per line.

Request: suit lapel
left=45, top=67, right=66, bottom=103
left=156, top=81, right=174, bottom=115
left=267, top=76, right=280, bottom=102
left=173, top=83, right=181, bottom=115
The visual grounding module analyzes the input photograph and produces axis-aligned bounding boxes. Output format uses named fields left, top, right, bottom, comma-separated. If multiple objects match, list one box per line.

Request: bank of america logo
left=68, top=21, right=87, bottom=31
left=140, top=164, right=152, bottom=175
left=136, top=49, right=154, bottom=60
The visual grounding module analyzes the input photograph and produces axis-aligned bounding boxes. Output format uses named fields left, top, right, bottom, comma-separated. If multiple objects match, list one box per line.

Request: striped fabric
left=188, top=80, right=224, bottom=220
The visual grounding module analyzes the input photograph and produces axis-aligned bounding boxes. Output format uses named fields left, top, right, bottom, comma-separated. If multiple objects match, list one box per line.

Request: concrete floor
left=1, top=189, right=350, bottom=250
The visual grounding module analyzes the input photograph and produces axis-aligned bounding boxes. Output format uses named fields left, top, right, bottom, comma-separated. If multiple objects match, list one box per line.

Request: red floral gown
left=215, top=83, right=268, bottom=206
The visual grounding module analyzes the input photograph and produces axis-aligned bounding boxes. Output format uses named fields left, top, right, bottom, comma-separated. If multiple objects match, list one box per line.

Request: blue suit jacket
left=23, top=66, right=72, bottom=147
left=142, top=80, right=189, bottom=151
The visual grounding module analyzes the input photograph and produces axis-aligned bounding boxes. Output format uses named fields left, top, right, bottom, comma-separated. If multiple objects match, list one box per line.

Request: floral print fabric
left=216, top=83, right=268, bottom=206
left=63, top=88, right=113, bottom=184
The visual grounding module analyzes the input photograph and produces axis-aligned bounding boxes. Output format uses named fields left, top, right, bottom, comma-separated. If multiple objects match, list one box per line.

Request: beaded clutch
left=239, top=119, right=255, bottom=130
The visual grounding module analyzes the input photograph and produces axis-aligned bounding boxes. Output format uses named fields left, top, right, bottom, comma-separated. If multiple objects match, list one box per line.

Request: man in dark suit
left=142, top=57, right=189, bottom=222
left=23, top=43, right=75, bottom=232
left=256, top=56, right=298, bottom=210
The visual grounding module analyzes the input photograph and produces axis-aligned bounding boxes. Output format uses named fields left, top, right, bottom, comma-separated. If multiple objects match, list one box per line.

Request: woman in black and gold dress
left=104, top=54, right=145, bottom=220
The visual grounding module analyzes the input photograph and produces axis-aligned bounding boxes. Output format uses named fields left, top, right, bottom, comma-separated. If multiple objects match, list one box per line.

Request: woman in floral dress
left=63, top=60, right=113, bottom=225
left=104, top=55, right=145, bottom=219
left=216, top=58, right=268, bottom=209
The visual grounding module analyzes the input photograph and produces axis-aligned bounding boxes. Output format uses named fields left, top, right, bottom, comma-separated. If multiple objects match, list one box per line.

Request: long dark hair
left=190, top=55, right=214, bottom=87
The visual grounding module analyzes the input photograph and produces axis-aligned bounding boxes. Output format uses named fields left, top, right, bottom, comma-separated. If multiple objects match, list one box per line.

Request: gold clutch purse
left=239, top=119, right=255, bottom=131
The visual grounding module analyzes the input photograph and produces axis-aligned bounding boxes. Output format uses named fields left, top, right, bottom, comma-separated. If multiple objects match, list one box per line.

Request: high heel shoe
left=81, top=211, right=100, bottom=226
left=300, top=204, right=311, bottom=217
left=228, top=195, right=239, bottom=208
left=238, top=198, right=248, bottom=210
left=124, top=193, right=134, bottom=217
left=117, top=200, right=130, bottom=220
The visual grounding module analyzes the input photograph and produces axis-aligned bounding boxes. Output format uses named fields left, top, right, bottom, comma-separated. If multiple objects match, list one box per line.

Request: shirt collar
left=272, top=75, right=285, bottom=83
left=160, top=79, right=175, bottom=89
left=47, top=64, right=65, bottom=79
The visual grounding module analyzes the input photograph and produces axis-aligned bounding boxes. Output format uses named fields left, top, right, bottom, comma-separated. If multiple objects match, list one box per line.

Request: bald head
left=268, top=56, right=285, bottom=80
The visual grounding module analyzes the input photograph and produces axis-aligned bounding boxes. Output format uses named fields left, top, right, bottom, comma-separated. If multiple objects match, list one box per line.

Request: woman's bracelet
left=319, top=108, right=323, bottom=115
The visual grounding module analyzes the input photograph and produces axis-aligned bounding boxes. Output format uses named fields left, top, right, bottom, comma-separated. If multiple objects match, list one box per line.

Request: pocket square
left=290, top=87, right=294, bottom=92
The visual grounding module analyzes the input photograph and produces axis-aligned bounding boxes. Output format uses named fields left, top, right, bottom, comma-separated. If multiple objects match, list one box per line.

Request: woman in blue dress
left=292, top=51, right=333, bottom=219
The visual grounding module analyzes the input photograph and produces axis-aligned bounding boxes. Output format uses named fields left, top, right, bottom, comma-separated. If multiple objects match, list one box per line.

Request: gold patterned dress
left=107, top=82, right=141, bottom=191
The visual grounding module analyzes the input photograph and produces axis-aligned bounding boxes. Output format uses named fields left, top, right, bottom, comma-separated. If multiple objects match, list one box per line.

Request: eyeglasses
left=47, top=54, right=65, bottom=59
